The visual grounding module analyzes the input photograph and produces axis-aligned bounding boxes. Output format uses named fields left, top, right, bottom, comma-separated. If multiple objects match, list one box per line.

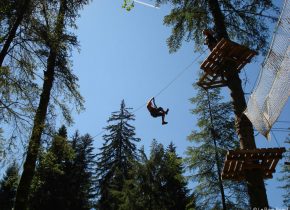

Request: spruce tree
left=154, top=0, right=277, bottom=54
left=0, top=0, right=32, bottom=67
left=15, top=1, right=88, bottom=208
left=29, top=127, right=97, bottom=210
left=151, top=0, right=279, bottom=207
left=129, top=140, right=189, bottom=210
left=130, top=140, right=166, bottom=210
left=0, top=161, right=19, bottom=210
left=279, top=133, right=290, bottom=207
left=163, top=142, right=189, bottom=210
left=29, top=126, right=75, bottom=210
left=67, top=131, right=97, bottom=210
left=185, top=86, right=249, bottom=209
left=96, top=100, right=140, bottom=210
left=0, top=0, right=39, bottom=137
left=0, top=128, right=4, bottom=161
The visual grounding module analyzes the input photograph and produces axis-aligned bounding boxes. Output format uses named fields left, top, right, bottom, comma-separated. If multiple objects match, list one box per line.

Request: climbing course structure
left=245, top=0, right=290, bottom=139
left=198, top=39, right=256, bottom=89
left=198, top=37, right=286, bottom=181
left=197, top=2, right=288, bottom=206
left=222, top=148, right=286, bottom=181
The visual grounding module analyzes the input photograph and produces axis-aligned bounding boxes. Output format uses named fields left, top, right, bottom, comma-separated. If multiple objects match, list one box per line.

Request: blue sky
left=64, top=0, right=287, bottom=208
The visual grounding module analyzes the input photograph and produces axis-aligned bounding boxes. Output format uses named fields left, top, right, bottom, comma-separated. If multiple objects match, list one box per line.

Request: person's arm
left=152, top=97, right=157, bottom=108
left=147, top=97, right=154, bottom=108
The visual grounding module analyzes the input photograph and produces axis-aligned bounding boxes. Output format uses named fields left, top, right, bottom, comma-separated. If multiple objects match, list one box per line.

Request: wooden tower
left=222, top=148, right=286, bottom=181
left=197, top=38, right=286, bottom=181
left=197, top=38, right=257, bottom=89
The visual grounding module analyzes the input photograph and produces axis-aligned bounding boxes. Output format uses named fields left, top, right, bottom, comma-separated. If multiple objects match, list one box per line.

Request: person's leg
left=162, top=115, right=168, bottom=125
left=161, top=112, right=168, bottom=125
left=156, top=107, right=168, bottom=125
left=158, top=107, right=169, bottom=115
left=156, top=107, right=165, bottom=113
left=165, top=108, right=169, bottom=115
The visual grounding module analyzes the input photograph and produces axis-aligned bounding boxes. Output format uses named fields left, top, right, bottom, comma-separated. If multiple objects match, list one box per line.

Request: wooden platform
left=197, top=39, right=257, bottom=89
left=221, top=148, right=286, bottom=181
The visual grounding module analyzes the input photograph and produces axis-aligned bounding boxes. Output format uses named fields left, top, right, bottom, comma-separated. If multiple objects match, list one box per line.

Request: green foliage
left=0, top=0, right=40, bottom=142
left=0, top=161, right=19, bottom=210
left=67, top=131, right=97, bottom=210
left=30, top=0, right=87, bottom=120
left=96, top=100, right=140, bottom=210
left=0, top=128, right=4, bottom=160
left=122, top=140, right=190, bottom=210
left=29, top=127, right=75, bottom=210
left=185, top=86, right=249, bottom=209
left=156, top=0, right=278, bottom=54
left=29, top=126, right=96, bottom=210
left=0, top=0, right=18, bottom=35
left=279, top=134, right=290, bottom=207
left=15, top=1, right=91, bottom=207
left=122, top=0, right=134, bottom=11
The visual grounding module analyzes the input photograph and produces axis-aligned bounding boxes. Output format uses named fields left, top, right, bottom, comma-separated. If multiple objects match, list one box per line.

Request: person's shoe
left=165, top=109, right=169, bottom=115
left=162, top=121, right=168, bottom=125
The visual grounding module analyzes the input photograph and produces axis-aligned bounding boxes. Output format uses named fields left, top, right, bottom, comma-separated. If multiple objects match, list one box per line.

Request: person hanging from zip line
left=147, top=97, right=169, bottom=125
left=203, top=29, right=218, bottom=51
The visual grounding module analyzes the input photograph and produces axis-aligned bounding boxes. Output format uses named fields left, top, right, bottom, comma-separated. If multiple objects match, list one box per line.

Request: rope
left=205, top=89, right=227, bottom=210
left=154, top=49, right=207, bottom=98
left=270, top=130, right=281, bottom=147
left=92, top=50, right=208, bottom=139
left=132, top=49, right=207, bottom=113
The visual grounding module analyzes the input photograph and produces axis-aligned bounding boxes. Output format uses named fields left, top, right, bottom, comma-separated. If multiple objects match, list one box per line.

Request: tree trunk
left=207, top=91, right=227, bottom=210
left=14, top=0, right=67, bottom=208
left=0, top=0, right=31, bottom=67
left=207, top=0, right=269, bottom=208
left=14, top=51, right=56, bottom=210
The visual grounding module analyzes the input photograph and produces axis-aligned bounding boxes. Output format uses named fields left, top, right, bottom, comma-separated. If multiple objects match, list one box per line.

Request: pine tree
left=96, top=100, right=140, bottom=210
left=15, top=1, right=88, bottom=208
left=29, top=126, right=97, bottom=210
left=29, top=125, right=75, bottom=210
left=0, top=128, right=4, bottom=161
left=0, top=0, right=39, bottom=137
left=279, top=133, right=290, bottom=208
left=129, top=140, right=189, bottom=210
left=132, top=140, right=166, bottom=210
left=0, top=0, right=32, bottom=67
left=67, top=131, right=97, bottom=210
left=152, top=0, right=279, bottom=207
left=185, top=86, right=249, bottom=209
left=155, top=0, right=277, bottom=54
left=0, top=161, right=19, bottom=210
left=163, top=142, right=189, bottom=210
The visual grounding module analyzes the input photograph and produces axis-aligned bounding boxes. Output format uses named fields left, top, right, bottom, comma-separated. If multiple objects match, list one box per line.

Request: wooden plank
left=268, top=158, right=279, bottom=172
left=226, top=153, right=283, bottom=161
left=201, top=39, right=257, bottom=74
left=227, top=148, right=285, bottom=156
left=221, top=147, right=286, bottom=181
left=222, top=161, right=230, bottom=173
left=228, top=160, right=236, bottom=173
left=197, top=71, right=227, bottom=89
left=198, top=38, right=258, bottom=89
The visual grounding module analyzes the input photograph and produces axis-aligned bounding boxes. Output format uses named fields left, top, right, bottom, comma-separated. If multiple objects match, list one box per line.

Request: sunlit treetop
left=122, top=0, right=134, bottom=11
left=155, top=0, right=279, bottom=54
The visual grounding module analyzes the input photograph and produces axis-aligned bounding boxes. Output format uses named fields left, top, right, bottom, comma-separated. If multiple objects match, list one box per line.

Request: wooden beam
left=221, top=147, right=286, bottom=181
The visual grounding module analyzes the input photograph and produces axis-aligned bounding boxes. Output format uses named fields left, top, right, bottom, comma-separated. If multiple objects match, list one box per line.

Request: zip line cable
left=276, top=120, right=290, bottom=124
left=205, top=89, right=227, bottom=210
left=154, top=49, right=207, bottom=98
left=271, top=130, right=281, bottom=147
left=132, top=49, right=208, bottom=114
left=92, top=50, right=208, bottom=139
